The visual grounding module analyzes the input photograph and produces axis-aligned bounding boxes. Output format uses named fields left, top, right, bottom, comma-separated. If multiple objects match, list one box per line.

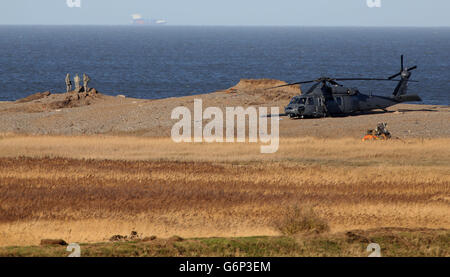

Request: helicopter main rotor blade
left=328, top=80, right=342, bottom=86
left=336, top=77, right=419, bottom=82
left=264, top=80, right=315, bottom=90
left=335, top=78, right=398, bottom=81
left=391, top=79, right=419, bottom=82
left=335, top=78, right=387, bottom=81
left=407, top=65, right=417, bottom=71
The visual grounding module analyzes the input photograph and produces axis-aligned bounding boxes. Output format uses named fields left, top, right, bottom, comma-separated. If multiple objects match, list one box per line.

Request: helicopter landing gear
left=288, top=114, right=303, bottom=119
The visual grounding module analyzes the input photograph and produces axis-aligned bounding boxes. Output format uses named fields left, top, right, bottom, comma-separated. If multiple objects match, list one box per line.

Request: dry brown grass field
left=0, top=135, right=449, bottom=249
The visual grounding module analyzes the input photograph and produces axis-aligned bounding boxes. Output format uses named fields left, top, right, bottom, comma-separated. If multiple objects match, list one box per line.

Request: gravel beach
left=0, top=80, right=449, bottom=139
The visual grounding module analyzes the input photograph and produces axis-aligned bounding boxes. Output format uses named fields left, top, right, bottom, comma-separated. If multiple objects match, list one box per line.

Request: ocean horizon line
left=0, top=24, right=449, bottom=28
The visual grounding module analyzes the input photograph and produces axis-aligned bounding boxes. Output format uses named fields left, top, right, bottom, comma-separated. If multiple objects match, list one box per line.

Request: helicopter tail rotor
left=401, top=54, right=404, bottom=70
left=388, top=55, right=419, bottom=97
left=388, top=55, right=418, bottom=80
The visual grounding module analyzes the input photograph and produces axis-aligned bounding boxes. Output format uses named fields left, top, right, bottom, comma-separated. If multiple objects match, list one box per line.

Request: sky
left=1, top=0, right=449, bottom=27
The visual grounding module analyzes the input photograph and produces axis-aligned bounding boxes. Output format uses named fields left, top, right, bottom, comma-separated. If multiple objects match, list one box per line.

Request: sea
left=0, top=26, right=449, bottom=105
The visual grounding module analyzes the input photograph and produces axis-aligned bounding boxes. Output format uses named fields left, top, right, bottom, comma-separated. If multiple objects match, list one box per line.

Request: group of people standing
left=65, top=73, right=91, bottom=93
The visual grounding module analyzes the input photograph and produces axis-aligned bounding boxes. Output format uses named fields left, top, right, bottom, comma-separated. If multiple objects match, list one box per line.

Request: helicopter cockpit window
left=335, top=97, right=342, bottom=105
left=290, top=98, right=306, bottom=104
left=307, top=98, right=314, bottom=105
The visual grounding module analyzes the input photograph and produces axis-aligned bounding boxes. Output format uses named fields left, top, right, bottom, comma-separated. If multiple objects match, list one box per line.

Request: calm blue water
left=0, top=26, right=449, bottom=105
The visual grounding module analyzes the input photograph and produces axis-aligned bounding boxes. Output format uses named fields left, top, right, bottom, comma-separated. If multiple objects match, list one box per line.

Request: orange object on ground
left=362, top=134, right=389, bottom=141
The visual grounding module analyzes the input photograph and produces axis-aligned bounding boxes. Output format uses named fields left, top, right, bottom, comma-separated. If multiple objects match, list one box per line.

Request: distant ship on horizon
left=131, top=14, right=167, bottom=25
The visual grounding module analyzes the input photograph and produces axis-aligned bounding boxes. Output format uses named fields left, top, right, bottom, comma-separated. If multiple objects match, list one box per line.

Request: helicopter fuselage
left=284, top=84, right=420, bottom=118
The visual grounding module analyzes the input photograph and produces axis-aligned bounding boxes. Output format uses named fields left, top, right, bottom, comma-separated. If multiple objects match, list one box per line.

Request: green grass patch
left=0, top=229, right=448, bottom=257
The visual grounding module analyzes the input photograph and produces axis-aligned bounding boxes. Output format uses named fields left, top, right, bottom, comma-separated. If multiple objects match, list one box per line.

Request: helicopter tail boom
left=393, top=94, right=422, bottom=103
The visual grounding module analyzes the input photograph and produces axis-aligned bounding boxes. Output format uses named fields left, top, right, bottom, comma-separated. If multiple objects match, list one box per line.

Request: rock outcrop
left=225, top=79, right=301, bottom=101
left=16, top=91, right=51, bottom=103
left=48, top=88, right=101, bottom=109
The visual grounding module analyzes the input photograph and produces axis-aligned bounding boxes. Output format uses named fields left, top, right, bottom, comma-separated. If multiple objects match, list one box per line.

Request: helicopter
left=268, top=55, right=422, bottom=118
